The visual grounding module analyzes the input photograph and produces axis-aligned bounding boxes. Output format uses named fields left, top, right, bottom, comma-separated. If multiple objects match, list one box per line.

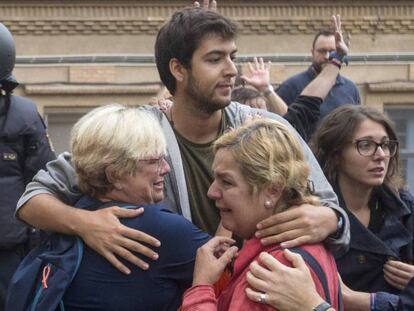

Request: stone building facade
left=2, top=0, right=414, bottom=189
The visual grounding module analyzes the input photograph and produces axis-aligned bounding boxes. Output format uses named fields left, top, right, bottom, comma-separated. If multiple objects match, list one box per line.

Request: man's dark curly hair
left=155, top=7, right=237, bottom=95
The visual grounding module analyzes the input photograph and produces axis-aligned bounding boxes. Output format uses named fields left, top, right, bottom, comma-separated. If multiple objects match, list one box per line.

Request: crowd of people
left=1, top=0, right=413, bottom=310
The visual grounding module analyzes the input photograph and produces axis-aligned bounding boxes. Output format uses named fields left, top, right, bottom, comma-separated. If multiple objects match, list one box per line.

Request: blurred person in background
left=276, top=24, right=360, bottom=136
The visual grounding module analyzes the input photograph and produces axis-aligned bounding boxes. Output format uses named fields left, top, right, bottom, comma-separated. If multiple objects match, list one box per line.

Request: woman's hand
left=245, top=250, right=325, bottom=311
left=384, top=260, right=414, bottom=290
left=192, top=236, right=238, bottom=286
left=240, top=57, right=272, bottom=94
left=340, top=274, right=370, bottom=311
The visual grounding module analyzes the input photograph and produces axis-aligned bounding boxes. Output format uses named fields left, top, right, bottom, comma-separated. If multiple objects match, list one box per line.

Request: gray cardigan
left=16, top=102, right=350, bottom=251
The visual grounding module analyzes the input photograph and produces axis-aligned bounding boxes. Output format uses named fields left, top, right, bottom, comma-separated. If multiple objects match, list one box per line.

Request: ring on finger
left=258, top=292, right=268, bottom=304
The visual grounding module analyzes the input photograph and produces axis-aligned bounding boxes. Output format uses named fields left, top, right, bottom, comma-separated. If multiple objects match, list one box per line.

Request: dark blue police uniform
left=0, top=94, right=55, bottom=309
left=334, top=184, right=414, bottom=311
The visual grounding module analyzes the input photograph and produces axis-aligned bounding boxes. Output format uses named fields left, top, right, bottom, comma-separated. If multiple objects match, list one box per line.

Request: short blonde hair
left=71, top=104, right=166, bottom=197
left=214, top=119, right=318, bottom=212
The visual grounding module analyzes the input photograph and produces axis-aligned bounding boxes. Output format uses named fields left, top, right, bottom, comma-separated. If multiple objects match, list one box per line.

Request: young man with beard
left=15, top=7, right=349, bottom=275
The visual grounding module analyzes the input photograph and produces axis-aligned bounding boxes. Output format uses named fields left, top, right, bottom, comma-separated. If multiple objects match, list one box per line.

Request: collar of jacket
left=334, top=182, right=412, bottom=258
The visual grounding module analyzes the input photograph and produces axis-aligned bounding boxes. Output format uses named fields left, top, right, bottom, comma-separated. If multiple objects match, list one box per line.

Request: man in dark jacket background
left=276, top=28, right=360, bottom=138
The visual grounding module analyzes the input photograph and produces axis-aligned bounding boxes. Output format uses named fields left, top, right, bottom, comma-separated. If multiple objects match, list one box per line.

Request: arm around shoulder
left=17, top=152, right=80, bottom=210
left=17, top=152, right=83, bottom=233
left=18, top=193, right=89, bottom=235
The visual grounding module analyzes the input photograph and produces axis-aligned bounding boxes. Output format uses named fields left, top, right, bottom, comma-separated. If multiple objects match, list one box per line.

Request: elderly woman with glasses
left=7, top=104, right=213, bottom=311
left=63, top=105, right=214, bottom=310
left=309, top=105, right=414, bottom=310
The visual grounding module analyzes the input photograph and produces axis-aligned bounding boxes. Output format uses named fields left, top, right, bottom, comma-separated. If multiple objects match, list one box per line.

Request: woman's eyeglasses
left=353, top=139, right=398, bottom=157
left=139, top=155, right=166, bottom=173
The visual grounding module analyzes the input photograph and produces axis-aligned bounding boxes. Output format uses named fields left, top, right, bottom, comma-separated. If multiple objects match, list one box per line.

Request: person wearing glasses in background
left=246, top=106, right=414, bottom=311
left=308, top=105, right=414, bottom=310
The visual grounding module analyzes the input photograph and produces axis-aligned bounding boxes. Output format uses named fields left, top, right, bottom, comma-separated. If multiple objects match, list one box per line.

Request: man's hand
left=255, top=204, right=338, bottom=248
left=76, top=206, right=161, bottom=274
left=240, top=57, right=272, bottom=94
left=384, top=260, right=414, bottom=290
left=194, top=0, right=217, bottom=10
left=192, top=237, right=238, bottom=286
left=245, top=250, right=324, bottom=311
left=332, top=14, right=348, bottom=57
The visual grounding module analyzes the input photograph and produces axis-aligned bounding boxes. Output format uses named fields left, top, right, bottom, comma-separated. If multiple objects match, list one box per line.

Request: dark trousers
left=0, top=245, right=26, bottom=311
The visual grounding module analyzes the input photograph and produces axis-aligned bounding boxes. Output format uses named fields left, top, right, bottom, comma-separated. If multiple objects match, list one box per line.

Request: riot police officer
left=0, top=22, right=55, bottom=310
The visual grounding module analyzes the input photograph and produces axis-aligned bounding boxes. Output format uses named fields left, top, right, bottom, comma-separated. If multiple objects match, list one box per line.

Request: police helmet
left=0, top=22, right=15, bottom=82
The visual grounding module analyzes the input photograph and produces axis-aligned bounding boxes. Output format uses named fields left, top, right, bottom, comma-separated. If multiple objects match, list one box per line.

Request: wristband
left=370, top=293, right=376, bottom=311
left=312, top=301, right=331, bottom=311
left=329, top=59, right=342, bottom=69
left=329, top=210, right=345, bottom=240
left=329, top=51, right=349, bottom=66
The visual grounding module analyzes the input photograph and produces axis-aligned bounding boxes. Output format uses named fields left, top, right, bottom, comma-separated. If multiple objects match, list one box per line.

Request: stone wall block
left=1, top=2, right=413, bottom=36
left=409, top=64, right=414, bottom=81
left=69, top=66, right=116, bottom=84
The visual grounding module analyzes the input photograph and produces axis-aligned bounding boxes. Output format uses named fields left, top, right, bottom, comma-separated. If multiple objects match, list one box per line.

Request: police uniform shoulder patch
left=3, top=152, right=17, bottom=161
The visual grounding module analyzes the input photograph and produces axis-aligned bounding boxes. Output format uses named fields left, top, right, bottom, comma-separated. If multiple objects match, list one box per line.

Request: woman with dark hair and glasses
left=308, top=105, right=414, bottom=310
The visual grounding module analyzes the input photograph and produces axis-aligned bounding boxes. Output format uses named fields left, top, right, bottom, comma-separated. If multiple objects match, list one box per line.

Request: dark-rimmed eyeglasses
left=353, top=139, right=398, bottom=157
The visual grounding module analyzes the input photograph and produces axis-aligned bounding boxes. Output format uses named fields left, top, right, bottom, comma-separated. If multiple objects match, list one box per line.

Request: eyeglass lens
left=356, top=140, right=397, bottom=157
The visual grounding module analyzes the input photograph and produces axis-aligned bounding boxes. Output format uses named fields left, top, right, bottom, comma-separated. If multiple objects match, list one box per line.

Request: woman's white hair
left=71, top=104, right=166, bottom=197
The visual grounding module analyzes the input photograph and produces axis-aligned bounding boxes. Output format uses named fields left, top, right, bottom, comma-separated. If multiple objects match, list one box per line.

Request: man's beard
left=186, top=72, right=231, bottom=114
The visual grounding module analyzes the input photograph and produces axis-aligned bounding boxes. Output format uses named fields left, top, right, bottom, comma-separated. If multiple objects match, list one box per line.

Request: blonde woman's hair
left=214, top=119, right=319, bottom=212
left=71, top=104, right=166, bottom=197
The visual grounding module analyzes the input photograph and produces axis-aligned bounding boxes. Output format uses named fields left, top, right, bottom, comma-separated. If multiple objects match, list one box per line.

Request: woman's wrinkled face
left=338, top=119, right=392, bottom=190
left=207, top=148, right=274, bottom=239
left=120, top=154, right=170, bottom=205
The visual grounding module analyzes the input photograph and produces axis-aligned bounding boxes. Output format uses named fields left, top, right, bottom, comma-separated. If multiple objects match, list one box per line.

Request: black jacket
left=0, top=95, right=55, bottom=247
left=334, top=184, right=414, bottom=310
left=284, top=95, right=322, bottom=142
